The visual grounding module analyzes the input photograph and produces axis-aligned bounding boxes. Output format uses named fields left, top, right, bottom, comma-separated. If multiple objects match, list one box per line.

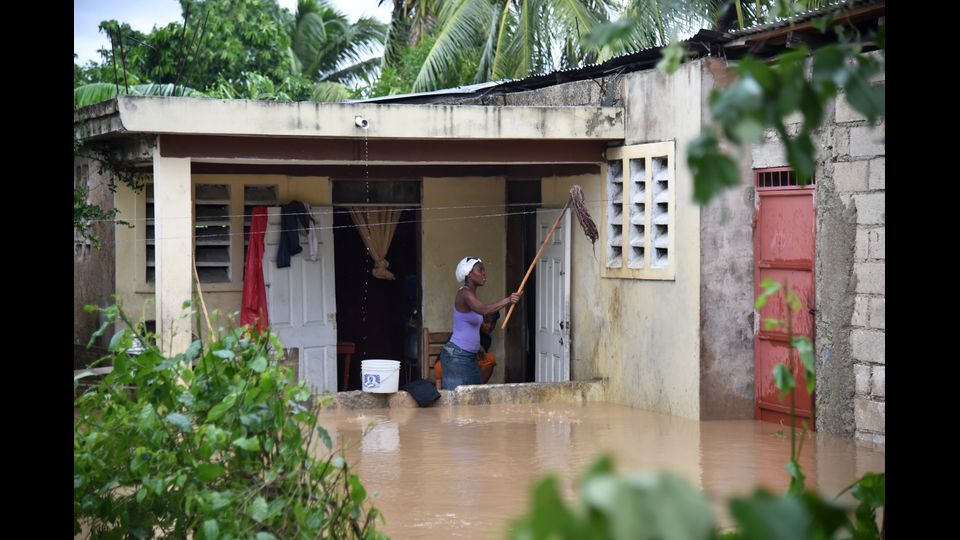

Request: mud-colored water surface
left=316, top=402, right=884, bottom=539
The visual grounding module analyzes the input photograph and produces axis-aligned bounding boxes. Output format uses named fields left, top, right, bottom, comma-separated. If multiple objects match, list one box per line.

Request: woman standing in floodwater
left=439, top=256, right=521, bottom=390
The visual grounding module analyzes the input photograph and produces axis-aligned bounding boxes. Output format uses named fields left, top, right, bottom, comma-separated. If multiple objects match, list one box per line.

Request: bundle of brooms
left=501, top=185, right=597, bottom=329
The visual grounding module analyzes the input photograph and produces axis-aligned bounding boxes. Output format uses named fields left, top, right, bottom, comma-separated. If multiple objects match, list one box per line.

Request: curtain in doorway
left=348, top=206, right=404, bottom=280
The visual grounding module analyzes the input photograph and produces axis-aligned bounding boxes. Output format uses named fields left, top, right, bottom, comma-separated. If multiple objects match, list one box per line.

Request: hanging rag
left=276, top=200, right=315, bottom=268
left=348, top=206, right=403, bottom=280
left=240, top=206, right=270, bottom=332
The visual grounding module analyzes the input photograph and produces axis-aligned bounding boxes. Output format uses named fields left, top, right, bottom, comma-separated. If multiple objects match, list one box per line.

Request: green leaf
left=755, top=279, right=782, bottom=309
left=249, top=496, right=269, bottom=523
left=108, top=330, right=130, bottom=352
left=773, top=364, right=795, bottom=397
left=250, top=356, right=268, bottom=373
left=730, top=490, right=810, bottom=540
left=136, top=488, right=148, bottom=503
left=203, top=519, right=219, bottom=540
left=232, top=436, right=261, bottom=452
left=688, top=132, right=741, bottom=205
left=791, top=337, right=816, bottom=393
left=844, top=73, right=884, bottom=124
left=852, top=472, right=885, bottom=508
left=254, top=533, right=277, bottom=540
left=349, top=474, right=367, bottom=505
left=585, top=18, right=637, bottom=50
left=657, top=40, right=686, bottom=75
left=213, top=349, right=236, bottom=360
left=316, top=426, right=333, bottom=450
left=196, top=463, right=226, bottom=482
left=812, top=46, right=844, bottom=89
left=785, top=291, right=802, bottom=312
left=763, top=319, right=783, bottom=331
left=186, top=340, right=202, bottom=361
left=207, top=393, right=237, bottom=422
left=178, top=391, right=195, bottom=407
left=785, top=460, right=806, bottom=494
left=736, top=58, right=775, bottom=92
left=784, top=134, right=816, bottom=182
left=165, top=413, right=193, bottom=432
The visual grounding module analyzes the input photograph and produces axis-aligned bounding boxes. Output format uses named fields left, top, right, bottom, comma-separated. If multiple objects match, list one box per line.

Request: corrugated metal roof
left=728, top=0, right=880, bottom=37
left=345, top=81, right=502, bottom=103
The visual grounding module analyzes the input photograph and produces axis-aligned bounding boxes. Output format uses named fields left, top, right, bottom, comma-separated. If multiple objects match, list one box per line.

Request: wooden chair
left=337, top=342, right=356, bottom=392
left=421, top=328, right=451, bottom=390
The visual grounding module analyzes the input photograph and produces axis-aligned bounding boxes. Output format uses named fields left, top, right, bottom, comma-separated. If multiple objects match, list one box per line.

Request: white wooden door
left=263, top=206, right=338, bottom=393
left=535, top=208, right=571, bottom=382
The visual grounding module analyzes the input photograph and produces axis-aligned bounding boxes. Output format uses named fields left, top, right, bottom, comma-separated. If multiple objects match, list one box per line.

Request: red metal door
left=754, top=168, right=816, bottom=428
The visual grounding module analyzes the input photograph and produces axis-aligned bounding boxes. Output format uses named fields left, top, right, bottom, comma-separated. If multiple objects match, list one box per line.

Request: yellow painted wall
left=115, top=174, right=331, bottom=333
left=421, top=177, right=508, bottom=382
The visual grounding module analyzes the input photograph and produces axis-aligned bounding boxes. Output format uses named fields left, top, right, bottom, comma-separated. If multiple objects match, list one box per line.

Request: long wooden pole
left=500, top=198, right=570, bottom=330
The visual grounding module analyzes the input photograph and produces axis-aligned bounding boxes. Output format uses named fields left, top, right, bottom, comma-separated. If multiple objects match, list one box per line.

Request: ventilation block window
left=602, top=141, right=675, bottom=280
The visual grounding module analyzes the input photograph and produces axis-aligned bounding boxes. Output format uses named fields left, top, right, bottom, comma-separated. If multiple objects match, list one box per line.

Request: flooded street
left=316, top=402, right=884, bottom=539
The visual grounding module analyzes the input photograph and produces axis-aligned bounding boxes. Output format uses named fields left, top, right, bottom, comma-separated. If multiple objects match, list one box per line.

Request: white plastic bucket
left=360, top=359, right=401, bottom=393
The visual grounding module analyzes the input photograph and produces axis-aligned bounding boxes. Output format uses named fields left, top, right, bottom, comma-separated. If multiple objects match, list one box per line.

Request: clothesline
left=80, top=197, right=621, bottom=224
left=102, top=203, right=620, bottom=243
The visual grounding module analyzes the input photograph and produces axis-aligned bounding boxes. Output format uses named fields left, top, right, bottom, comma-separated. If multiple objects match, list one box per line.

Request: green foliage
left=406, top=0, right=620, bottom=93
left=74, top=186, right=126, bottom=250
left=510, top=455, right=716, bottom=540
left=288, top=0, right=387, bottom=86
left=74, top=305, right=386, bottom=538
left=75, top=0, right=384, bottom=104
left=512, top=456, right=884, bottom=540
left=74, top=82, right=205, bottom=109
left=678, top=17, right=884, bottom=204
left=360, top=33, right=477, bottom=98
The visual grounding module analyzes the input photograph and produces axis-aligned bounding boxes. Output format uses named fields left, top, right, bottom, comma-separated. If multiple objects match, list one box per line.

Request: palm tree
left=288, top=0, right=387, bottom=87
left=410, top=0, right=619, bottom=93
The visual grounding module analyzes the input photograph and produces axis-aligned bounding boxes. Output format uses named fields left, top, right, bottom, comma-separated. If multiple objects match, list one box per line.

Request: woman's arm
left=458, top=288, right=522, bottom=315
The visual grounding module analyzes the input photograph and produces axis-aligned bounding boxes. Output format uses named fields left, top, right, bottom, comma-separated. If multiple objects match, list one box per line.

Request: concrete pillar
left=152, top=147, right=193, bottom=355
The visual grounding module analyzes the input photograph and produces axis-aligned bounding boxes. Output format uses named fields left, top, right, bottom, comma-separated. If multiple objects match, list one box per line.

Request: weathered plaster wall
left=750, top=51, right=884, bottom=443
left=115, top=174, right=331, bottom=335
left=599, top=59, right=703, bottom=419
left=421, top=177, right=508, bottom=382
left=74, top=157, right=117, bottom=355
left=698, top=59, right=757, bottom=420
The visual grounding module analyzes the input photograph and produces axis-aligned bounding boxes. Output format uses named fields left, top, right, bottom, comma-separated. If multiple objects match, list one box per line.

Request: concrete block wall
left=836, top=79, right=885, bottom=445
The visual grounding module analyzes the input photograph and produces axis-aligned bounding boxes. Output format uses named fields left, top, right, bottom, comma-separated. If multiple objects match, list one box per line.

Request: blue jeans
left=438, top=341, right=481, bottom=389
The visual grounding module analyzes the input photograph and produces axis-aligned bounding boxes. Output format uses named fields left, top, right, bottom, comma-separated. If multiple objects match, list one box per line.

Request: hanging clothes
left=276, top=200, right=314, bottom=268
left=240, top=206, right=270, bottom=332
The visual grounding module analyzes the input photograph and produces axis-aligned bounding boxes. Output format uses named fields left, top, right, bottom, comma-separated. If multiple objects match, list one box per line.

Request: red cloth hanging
left=240, top=206, right=270, bottom=332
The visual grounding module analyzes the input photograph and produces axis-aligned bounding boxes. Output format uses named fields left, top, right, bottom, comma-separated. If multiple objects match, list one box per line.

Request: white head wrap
left=455, top=256, right=482, bottom=284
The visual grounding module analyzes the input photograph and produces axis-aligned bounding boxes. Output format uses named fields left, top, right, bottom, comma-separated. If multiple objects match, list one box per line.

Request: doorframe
left=753, top=167, right=817, bottom=428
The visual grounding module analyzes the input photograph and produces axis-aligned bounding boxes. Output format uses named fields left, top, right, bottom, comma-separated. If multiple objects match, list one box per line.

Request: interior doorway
left=332, top=181, right=421, bottom=391
left=504, top=180, right=540, bottom=383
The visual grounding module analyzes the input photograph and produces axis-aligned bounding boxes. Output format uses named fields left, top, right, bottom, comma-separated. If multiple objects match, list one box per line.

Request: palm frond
left=322, top=57, right=384, bottom=86
left=74, top=82, right=204, bottom=108
left=412, top=0, right=492, bottom=92
left=311, top=81, right=353, bottom=102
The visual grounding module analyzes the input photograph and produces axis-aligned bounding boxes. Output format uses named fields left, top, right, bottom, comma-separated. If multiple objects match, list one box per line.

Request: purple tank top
left=450, top=307, right=483, bottom=353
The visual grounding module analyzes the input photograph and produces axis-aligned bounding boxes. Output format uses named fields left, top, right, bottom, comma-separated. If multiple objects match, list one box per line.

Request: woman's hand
left=509, top=291, right=522, bottom=304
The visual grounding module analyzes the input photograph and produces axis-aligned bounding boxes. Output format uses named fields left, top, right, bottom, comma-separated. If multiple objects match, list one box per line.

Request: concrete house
left=74, top=1, right=884, bottom=443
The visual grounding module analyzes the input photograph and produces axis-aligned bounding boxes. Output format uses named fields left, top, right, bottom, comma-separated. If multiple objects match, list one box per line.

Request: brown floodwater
left=315, top=402, right=884, bottom=539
